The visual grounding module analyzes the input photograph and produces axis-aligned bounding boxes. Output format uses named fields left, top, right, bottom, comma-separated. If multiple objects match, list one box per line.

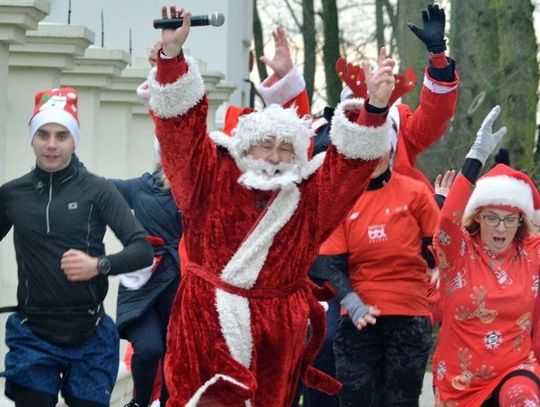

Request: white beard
left=237, top=156, right=303, bottom=191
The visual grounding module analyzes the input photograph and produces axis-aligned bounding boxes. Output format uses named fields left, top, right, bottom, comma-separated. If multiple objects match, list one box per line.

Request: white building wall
left=44, top=0, right=253, bottom=108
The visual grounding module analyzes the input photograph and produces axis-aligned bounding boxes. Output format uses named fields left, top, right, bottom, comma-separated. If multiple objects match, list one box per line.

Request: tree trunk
left=395, top=0, right=430, bottom=108
left=253, top=0, right=268, bottom=83
left=302, top=0, right=316, bottom=106
left=422, top=0, right=501, bottom=178
left=375, top=0, right=385, bottom=51
left=496, top=0, right=539, bottom=174
left=395, top=1, right=444, bottom=181
left=321, top=0, right=341, bottom=108
left=441, top=0, right=538, bottom=179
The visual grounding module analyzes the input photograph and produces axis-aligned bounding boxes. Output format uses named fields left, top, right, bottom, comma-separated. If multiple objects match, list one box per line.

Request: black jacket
left=0, top=155, right=153, bottom=344
left=111, top=169, right=182, bottom=333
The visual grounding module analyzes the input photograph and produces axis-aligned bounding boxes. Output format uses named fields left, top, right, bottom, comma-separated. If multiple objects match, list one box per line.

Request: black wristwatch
left=97, top=256, right=111, bottom=276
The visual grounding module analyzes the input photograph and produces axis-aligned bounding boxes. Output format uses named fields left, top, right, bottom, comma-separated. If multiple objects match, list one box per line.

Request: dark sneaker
left=123, top=400, right=141, bottom=407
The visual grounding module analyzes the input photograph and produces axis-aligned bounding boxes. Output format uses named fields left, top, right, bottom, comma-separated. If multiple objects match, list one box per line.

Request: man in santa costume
left=147, top=5, right=396, bottom=406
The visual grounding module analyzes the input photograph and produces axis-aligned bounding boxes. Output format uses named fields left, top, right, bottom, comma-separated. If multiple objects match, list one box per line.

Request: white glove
left=466, top=105, right=507, bottom=165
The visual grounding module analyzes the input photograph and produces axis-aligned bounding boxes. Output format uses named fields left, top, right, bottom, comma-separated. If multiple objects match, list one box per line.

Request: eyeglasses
left=481, top=214, right=522, bottom=228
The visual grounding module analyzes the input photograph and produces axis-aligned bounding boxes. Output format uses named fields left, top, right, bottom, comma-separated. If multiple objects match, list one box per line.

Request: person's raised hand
left=362, top=47, right=396, bottom=109
left=160, top=5, right=191, bottom=58
left=466, top=105, right=507, bottom=165
left=434, top=169, right=456, bottom=198
left=407, top=3, right=447, bottom=54
left=259, top=27, right=294, bottom=78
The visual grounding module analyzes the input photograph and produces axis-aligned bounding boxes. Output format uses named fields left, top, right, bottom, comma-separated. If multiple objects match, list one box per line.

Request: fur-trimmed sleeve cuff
left=423, top=68, right=459, bottom=94
left=329, top=98, right=391, bottom=160
left=147, top=56, right=205, bottom=119
left=257, top=66, right=306, bottom=106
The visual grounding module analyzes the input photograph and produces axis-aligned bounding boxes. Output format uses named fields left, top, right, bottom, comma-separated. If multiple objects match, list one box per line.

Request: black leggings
left=123, top=282, right=177, bottom=406
left=10, top=382, right=103, bottom=407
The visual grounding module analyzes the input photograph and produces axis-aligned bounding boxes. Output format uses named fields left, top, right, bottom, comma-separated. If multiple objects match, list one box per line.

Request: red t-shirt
left=320, top=172, right=440, bottom=316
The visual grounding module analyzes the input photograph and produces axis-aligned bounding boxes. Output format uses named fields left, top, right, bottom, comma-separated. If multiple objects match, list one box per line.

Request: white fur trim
left=185, top=373, right=251, bottom=407
left=118, top=260, right=156, bottom=290
left=147, top=57, right=205, bottom=118
left=220, top=185, right=300, bottom=288
left=29, top=109, right=80, bottom=148
left=216, top=289, right=252, bottom=367
left=300, top=151, right=325, bottom=179
left=209, top=131, right=324, bottom=183
left=211, top=186, right=301, bottom=407
left=257, top=66, right=305, bottom=106
left=311, top=117, right=328, bottom=133
left=329, top=98, right=391, bottom=160
left=423, top=74, right=458, bottom=94
left=234, top=104, right=312, bottom=165
left=388, top=105, right=400, bottom=151
left=464, top=175, right=534, bottom=219
left=209, top=130, right=242, bottom=160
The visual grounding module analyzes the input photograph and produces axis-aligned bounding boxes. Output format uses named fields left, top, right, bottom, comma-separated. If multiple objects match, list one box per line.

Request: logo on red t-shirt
left=367, top=224, right=388, bottom=242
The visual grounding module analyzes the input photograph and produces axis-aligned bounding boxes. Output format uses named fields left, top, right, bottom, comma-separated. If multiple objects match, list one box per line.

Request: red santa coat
left=147, top=54, right=391, bottom=406
left=433, top=174, right=540, bottom=406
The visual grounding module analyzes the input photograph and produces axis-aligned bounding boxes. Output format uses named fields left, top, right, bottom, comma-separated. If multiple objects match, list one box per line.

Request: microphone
left=153, top=12, right=225, bottom=29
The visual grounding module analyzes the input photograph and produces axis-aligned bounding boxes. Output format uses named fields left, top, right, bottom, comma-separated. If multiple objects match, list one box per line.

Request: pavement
left=420, top=372, right=436, bottom=406
left=0, top=373, right=437, bottom=406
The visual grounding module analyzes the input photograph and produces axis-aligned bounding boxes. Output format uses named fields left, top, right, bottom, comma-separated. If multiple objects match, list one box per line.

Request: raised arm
left=396, top=3, right=458, bottom=164
left=148, top=6, right=216, bottom=213
left=310, top=48, right=395, bottom=242
left=257, top=27, right=309, bottom=115
left=433, top=169, right=457, bottom=208
left=435, top=106, right=506, bottom=281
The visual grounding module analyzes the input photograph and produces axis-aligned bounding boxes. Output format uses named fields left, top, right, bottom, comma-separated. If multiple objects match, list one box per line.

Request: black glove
left=407, top=4, right=447, bottom=54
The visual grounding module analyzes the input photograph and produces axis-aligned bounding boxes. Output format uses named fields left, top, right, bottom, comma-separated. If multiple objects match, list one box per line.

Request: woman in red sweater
left=433, top=106, right=540, bottom=406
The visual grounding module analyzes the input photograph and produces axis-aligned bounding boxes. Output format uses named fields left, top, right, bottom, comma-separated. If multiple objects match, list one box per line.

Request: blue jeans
left=334, top=315, right=432, bottom=407
left=1, top=313, right=119, bottom=406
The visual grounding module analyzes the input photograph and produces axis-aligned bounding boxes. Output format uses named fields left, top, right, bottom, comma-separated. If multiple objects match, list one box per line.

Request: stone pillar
left=114, top=65, right=156, bottom=177
left=0, top=0, right=50, bottom=183
left=211, top=81, right=237, bottom=130
left=97, top=67, right=151, bottom=179
left=61, top=47, right=130, bottom=169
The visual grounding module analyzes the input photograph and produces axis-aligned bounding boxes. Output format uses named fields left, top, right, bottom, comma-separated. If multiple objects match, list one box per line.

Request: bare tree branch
left=283, top=0, right=302, bottom=29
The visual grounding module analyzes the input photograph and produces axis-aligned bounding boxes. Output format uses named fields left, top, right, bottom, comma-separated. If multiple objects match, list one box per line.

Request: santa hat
left=29, top=87, right=81, bottom=148
left=230, top=104, right=312, bottom=166
left=464, top=164, right=540, bottom=225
